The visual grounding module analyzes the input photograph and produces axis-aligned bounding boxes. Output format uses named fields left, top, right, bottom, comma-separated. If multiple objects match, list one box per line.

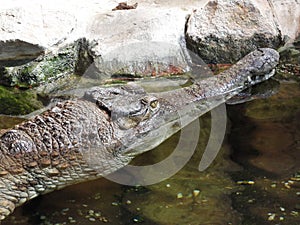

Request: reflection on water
left=0, top=116, right=25, bottom=130
left=1, top=82, right=299, bottom=225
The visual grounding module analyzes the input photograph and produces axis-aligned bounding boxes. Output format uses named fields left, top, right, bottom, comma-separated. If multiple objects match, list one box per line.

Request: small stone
left=111, top=202, right=118, bottom=206
left=193, top=189, right=200, bottom=197
left=270, top=183, right=277, bottom=188
left=177, top=193, right=183, bottom=199
left=290, top=211, right=299, bottom=216
left=280, top=207, right=285, bottom=212
left=237, top=180, right=255, bottom=185
left=268, top=213, right=276, bottom=221
left=89, top=217, right=96, bottom=222
left=284, top=182, right=291, bottom=189
left=88, top=210, right=94, bottom=215
left=40, top=215, right=46, bottom=220
left=101, top=217, right=108, bottom=223
left=126, top=200, right=132, bottom=204
left=94, top=194, right=101, bottom=200
left=166, top=184, right=171, bottom=188
left=279, top=216, right=284, bottom=221
left=132, top=215, right=144, bottom=223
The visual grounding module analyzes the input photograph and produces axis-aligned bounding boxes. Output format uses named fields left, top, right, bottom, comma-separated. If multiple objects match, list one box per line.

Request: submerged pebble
left=177, top=193, right=183, bottom=199
left=237, top=180, right=255, bottom=185
left=89, top=217, right=96, bottom=222
left=267, top=213, right=276, bottom=221
left=193, top=189, right=201, bottom=197
left=279, top=216, right=285, bottom=221
left=290, top=211, right=299, bottom=216
left=132, top=215, right=144, bottom=223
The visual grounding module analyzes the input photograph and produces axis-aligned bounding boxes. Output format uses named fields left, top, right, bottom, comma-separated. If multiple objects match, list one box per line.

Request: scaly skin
left=0, top=48, right=279, bottom=221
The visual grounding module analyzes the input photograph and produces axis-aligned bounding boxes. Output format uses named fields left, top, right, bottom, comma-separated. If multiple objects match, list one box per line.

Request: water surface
left=1, top=80, right=299, bottom=225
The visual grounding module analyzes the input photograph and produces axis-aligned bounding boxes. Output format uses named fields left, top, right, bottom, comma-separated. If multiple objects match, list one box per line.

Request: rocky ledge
left=0, top=0, right=299, bottom=88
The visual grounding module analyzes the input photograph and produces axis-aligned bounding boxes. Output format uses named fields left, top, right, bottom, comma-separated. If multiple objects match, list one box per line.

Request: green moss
left=0, top=86, right=43, bottom=115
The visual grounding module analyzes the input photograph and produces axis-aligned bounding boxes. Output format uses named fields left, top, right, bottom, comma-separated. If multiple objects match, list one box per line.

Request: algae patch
left=0, top=86, right=43, bottom=115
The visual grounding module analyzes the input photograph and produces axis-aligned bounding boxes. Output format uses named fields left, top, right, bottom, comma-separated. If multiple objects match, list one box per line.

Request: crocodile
left=0, top=48, right=279, bottom=221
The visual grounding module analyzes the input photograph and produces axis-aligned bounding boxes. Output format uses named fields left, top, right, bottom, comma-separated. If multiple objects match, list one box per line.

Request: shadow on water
left=228, top=82, right=300, bottom=225
left=1, top=80, right=299, bottom=225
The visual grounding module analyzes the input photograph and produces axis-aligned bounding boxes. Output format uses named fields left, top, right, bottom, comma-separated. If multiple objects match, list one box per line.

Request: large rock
left=85, top=8, right=193, bottom=77
left=186, top=0, right=283, bottom=63
left=0, top=4, right=77, bottom=66
left=271, top=0, right=300, bottom=42
left=0, top=0, right=208, bottom=88
left=0, top=38, right=93, bottom=88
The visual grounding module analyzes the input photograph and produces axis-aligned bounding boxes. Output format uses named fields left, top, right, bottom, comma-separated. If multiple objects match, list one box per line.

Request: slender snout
left=247, top=48, right=280, bottom=75
left=227, top=48, right=279, bottom=87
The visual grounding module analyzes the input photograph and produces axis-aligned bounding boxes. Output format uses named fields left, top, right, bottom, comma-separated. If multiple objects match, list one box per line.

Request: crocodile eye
left=150, top=100, right=158, bottom=109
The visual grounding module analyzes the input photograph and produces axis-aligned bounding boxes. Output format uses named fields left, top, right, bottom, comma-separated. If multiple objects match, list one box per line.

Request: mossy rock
left=0, top=86, right=43, bottom=115
left=0, top=40, right=83, bottom=88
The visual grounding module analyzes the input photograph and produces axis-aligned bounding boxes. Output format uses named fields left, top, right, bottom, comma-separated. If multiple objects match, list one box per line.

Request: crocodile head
left=221, top=48, right=279, bottom=92
left=84, top=84, right=164, bottom=156
left=84, top=48, right=279, bottom=158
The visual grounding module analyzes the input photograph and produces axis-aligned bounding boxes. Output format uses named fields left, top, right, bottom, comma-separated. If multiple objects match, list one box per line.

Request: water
left=229, top=82, right=300, bottom=225
left=1, top=80, right=299, bottom=225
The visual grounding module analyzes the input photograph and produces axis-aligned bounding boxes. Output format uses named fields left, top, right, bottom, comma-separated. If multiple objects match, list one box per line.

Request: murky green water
left=1, top=74, right=299, bottom=225
left=229, top=82, right=300, bottom=225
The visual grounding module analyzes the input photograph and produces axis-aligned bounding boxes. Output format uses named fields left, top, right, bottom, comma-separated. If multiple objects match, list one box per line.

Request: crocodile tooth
left=247, top=76, right=252, bottom=82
